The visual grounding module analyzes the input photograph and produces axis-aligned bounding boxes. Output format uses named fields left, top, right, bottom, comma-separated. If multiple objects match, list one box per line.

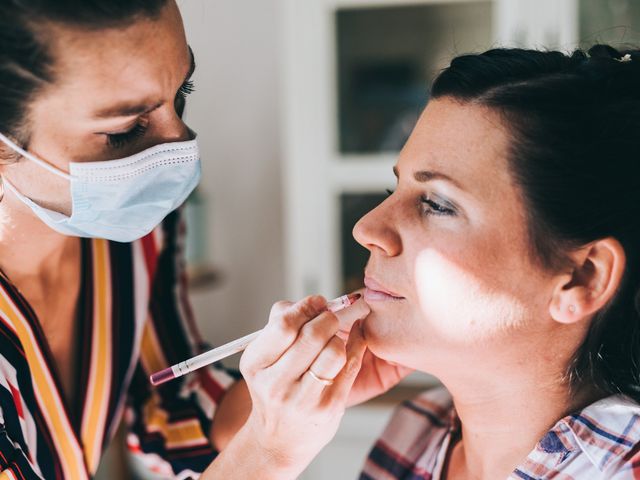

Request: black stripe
left=0, top=425, right=45, bottom=480
left=102, top=240, right=136, bottom=451
left=70, top=238, right=93, bottom=433
left=367, top=443, right=430, bottom=480
left=149, top=211, right=193, bottom=361
left=148, top=210, right=196, bottom=398
left=0, top=377, right=29, bottom=455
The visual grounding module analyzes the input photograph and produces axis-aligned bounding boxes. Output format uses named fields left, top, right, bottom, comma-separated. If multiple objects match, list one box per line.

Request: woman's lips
left=364, top=277, right=405, bottom=302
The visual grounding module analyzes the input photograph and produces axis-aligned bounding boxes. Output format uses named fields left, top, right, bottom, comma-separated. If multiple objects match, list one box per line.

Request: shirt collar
left=537, top=394, right=640, bottom=471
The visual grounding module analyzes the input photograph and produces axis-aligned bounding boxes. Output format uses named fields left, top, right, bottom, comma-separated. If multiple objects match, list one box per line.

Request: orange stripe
left=140, top=320, right=169, bottom=375
left=0, top=293, right=87, bottom=479
left=80, top=240, right=113, bottom=473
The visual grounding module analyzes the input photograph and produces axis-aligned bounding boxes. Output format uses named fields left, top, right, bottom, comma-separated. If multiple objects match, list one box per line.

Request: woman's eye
left=106, top=122, right=148, bottom=149
left=421, top=195, right=456, bottom=216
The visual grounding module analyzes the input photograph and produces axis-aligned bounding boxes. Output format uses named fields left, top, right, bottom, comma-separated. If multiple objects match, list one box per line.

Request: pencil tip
left=348, top=293, right=362, bottom=303
left=150, top=367, right=175, bottom=386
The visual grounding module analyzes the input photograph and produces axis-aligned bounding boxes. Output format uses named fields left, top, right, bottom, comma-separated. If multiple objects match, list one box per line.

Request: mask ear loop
left=0, top=132, right=71, bottom=181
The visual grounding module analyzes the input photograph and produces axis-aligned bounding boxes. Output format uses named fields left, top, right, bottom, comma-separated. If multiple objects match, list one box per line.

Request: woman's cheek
left=413, top=248, right=523, bottom=343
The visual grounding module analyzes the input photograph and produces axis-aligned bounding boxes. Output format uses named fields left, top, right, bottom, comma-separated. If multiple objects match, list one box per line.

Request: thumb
left=335, top=297, right=370, bottom=340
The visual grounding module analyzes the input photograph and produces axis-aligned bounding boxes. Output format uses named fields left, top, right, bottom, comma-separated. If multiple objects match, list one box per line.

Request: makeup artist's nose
left=155, top=106, right=191, bottom=142
left=353, top=200, right=402, bottom=257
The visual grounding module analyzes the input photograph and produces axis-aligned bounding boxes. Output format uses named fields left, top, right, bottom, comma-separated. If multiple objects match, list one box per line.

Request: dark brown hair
left=0, top=0, right=168, bottom=144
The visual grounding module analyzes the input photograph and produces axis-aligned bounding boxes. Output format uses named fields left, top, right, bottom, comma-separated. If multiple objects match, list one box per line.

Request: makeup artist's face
left=0, top=0, right=193, bottom=216
left=353, top=97, right=558, bottom=373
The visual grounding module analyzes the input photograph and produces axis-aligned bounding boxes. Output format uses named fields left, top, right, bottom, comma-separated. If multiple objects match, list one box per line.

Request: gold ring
left=307, top=369, right=334, bottom=386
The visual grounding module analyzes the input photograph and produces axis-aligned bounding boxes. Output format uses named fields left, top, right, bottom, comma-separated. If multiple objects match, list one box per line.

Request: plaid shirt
left=360, top=387, right=640, bottom=480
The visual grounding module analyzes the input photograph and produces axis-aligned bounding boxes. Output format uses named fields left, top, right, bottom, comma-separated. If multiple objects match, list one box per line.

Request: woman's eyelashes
left=420, top=195, right=456, bottom=216
left=384, top=189, right=456, bottom=217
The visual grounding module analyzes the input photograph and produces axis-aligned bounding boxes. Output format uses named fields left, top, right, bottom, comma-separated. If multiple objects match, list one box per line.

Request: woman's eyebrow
left=393, top=165, right=464, bottom=190
left=93, top=47, right=196, bottom=119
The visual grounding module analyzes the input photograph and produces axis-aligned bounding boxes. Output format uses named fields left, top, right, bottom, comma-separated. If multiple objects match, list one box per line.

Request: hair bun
left=588, top=44, right=623, bottom=60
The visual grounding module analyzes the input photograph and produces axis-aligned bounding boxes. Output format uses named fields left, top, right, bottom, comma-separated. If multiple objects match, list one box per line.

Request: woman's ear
left=549, top=238, right=626, bottom=324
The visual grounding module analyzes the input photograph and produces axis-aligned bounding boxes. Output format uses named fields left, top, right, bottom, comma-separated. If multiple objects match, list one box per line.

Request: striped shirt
left=0, top=210, right=238, bottom=480
left=361, top=387, right=640, bottom=480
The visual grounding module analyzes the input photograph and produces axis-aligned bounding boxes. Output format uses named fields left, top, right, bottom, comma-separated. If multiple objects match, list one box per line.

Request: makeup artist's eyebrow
left=393, top=166, right=465, bottom=190
left=93, top=47, right=196, bottom=119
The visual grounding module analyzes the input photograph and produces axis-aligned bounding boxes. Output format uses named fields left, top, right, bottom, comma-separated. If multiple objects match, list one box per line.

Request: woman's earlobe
left=549, top=238, right=626, bottom=324
left=549, top=283, right=584, bottom=324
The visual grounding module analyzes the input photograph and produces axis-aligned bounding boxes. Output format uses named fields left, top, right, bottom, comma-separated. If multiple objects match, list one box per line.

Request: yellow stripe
left=143, top=396, right=208, bottom=448
left=140, top=320, right=169, bottom=375
left=80, top=240, right=113, bottom=473
left=0, top=469, right=17, bottom=480
left=0, top=294, right=87, bottom=479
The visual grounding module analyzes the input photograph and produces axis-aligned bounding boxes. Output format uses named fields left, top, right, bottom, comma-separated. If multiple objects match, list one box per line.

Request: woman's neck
left=0, top=186, right=79, bottom=286
left=441, top=350, right=604, bottom=480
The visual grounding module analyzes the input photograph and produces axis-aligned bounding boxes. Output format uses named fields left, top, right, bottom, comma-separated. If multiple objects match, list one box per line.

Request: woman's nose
left=353, top=199, right=402, bottom=257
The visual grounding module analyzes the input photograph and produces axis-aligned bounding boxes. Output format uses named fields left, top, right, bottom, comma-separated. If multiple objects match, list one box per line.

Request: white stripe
left=0, top=355, right=43, bottom=478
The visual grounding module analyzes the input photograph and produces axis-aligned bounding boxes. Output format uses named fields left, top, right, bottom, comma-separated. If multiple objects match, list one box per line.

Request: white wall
left=177, top=0, right=286, bottom=350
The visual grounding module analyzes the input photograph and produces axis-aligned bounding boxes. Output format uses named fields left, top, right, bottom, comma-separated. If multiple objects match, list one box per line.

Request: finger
left=268, top=310, right=340, bottom=382
left=241, top=295, right=326, bottom=373
left=299, top=336, right=347, bottom=394
left=334, top=297, right=370, bottom=340
left=325, top=320, right=367, bottom=403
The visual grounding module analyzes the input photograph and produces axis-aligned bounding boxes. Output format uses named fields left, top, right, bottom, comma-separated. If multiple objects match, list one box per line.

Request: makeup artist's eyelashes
left=177, top=79, right=195, bottom=99
left=106, top=122, right=149, bottom=149
left=106, top=79, right=196, bottom=149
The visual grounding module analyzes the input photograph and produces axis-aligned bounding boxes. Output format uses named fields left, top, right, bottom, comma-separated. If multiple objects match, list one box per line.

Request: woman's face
left=354, top=97, right=563, bottom=373
left=2, top=1, right=192, bottom=215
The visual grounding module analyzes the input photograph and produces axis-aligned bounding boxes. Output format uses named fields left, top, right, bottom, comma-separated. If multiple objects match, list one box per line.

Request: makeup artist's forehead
left=38, top=3, right=189, bottom=118
left=397, top=97, right=515, bottom=196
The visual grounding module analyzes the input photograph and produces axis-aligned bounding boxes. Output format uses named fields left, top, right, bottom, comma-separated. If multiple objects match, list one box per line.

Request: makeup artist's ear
left=549, top=238, right=626, bottom=324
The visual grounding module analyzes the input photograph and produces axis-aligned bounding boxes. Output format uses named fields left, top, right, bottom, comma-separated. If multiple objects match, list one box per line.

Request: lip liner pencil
left=150, top=293, right=361, bottom=386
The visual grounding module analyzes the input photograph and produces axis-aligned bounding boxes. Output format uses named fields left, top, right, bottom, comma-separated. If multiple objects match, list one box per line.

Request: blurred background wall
left=180, top=0, right=286, bottom=349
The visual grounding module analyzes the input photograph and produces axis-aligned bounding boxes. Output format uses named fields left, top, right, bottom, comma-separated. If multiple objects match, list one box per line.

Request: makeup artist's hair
left=431, top=44, right=640, bottom=401
left=0, top=0, right=168, bottom=154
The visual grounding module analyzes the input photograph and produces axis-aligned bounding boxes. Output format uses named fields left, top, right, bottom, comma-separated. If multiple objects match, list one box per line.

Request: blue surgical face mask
left=0, top=132, right=201, bottom=243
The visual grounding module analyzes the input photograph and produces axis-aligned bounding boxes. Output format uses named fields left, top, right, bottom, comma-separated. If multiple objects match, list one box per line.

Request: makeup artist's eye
left=177, top=79, right=195, bottom=100
left=421, top=195, right=456, bottom=217
left=106, top=122, right=149, bottom=149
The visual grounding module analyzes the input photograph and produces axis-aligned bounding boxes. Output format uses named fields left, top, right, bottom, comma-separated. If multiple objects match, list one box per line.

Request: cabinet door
left=494, top=0, right=578, bottom=49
